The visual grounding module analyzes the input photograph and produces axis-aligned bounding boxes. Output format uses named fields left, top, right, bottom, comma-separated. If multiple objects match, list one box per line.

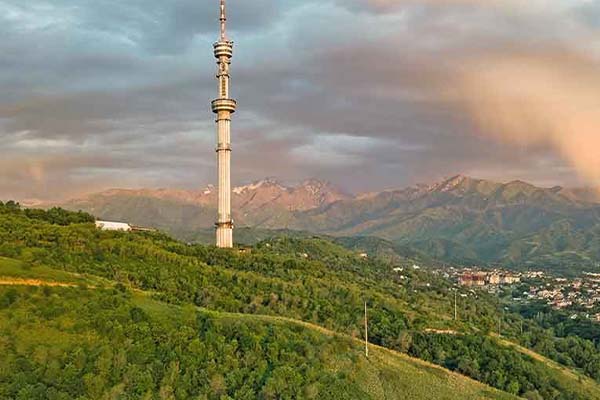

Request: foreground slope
left=2, top=204, right=600, bottom=399
left=0, top=279, right=515, bottom=400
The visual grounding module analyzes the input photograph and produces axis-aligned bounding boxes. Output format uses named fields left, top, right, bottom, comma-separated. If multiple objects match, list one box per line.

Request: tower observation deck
left=212, top=0, right=236, bottom=248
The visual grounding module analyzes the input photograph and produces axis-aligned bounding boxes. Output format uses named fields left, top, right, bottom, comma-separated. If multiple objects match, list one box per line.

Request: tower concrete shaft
left=211, top=0, right=236, bottom=248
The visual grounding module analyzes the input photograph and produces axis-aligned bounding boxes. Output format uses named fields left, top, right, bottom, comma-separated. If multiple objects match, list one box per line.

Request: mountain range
left=50, top=175, right=600, bottom=272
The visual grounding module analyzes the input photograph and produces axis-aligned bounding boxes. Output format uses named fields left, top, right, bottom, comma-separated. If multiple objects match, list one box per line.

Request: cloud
left=458, top=50, right=600, bottom=185
left=1, top=0, right=599, bottom=200
left=341, top=0, right=586, bottom=14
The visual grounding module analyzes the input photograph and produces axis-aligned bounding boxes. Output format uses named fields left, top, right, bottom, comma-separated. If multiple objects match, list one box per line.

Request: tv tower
left=211, top=0, right=236, bottom=248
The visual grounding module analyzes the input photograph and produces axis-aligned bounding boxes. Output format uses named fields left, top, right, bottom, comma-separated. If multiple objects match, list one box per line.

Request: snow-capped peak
left=233, top=178, right=285, bottom=194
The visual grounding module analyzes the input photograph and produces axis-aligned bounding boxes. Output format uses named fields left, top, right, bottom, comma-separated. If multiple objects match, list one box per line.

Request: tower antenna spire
left=220, top=0, right=227, bottom=41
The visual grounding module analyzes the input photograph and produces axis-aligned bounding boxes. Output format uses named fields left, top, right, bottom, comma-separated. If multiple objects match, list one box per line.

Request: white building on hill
left=95, top=221, right=132, bottom=232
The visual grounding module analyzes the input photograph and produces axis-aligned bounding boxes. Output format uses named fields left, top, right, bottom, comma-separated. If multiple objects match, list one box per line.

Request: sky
left=0, top=0, right=599, bottom=200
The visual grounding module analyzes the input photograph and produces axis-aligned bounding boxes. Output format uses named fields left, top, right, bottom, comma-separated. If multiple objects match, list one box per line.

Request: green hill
left=0, top=275, right=516, bottom=400
left=2, top=202, right=600, bottom=399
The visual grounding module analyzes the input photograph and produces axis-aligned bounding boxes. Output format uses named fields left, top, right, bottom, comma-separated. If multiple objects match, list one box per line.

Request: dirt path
left=0, top=277, right=80, bottom=288
left=424, top=328, right=460, bottom=335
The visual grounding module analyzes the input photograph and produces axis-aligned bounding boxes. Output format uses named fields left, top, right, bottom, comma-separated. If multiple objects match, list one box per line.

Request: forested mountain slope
left=51, top=176, right=600, bottom=271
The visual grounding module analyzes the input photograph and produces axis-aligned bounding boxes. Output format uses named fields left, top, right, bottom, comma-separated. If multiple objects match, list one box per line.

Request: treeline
left=0, top=201, right=94, bottom=226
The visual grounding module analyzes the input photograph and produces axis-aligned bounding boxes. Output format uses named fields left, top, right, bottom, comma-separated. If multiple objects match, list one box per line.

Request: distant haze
left=1, top=0, right=599, bottom=200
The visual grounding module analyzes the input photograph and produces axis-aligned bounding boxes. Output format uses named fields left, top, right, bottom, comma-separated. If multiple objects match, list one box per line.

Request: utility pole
left=498, top=308, right=505, bottom=338
left=364, top=301, right=369, bottom=358
left=498, top=315, right=501, bottom=337
left=497, top=291, right=502, bottom=337
left=454, top=289, right=458, bottom=321
left=520, top=320, right=524, bottom=336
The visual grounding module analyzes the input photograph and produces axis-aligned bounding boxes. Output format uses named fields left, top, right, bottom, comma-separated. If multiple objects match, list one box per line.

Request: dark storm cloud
left=0, top=0, right=598, bottom=200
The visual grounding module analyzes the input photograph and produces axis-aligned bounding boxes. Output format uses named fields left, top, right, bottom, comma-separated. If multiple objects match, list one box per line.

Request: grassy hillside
left=2, top=202, right=600, bottom=399
left=0, top=277, right=517, bottom=400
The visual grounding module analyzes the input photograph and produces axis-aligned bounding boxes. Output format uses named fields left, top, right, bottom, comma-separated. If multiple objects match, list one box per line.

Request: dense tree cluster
left=0, top=286, right=366, bottom=399
left=0, top=201, right=94, bottom=226
left=408, top=333, right=587, bottom=400
left=512, top=303, right=600, bottom=381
